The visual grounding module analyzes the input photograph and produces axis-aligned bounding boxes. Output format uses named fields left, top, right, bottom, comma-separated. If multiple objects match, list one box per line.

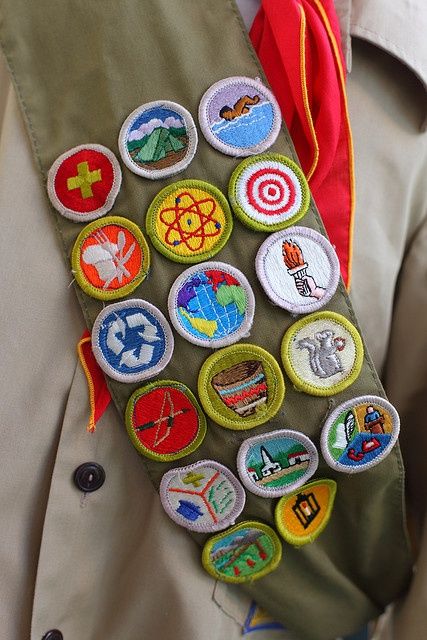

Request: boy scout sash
left=0, top=1, right=412, bottom=638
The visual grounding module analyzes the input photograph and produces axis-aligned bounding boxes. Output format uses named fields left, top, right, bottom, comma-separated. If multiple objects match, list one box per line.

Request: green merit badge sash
left=0, top=1, right=412, bottom=637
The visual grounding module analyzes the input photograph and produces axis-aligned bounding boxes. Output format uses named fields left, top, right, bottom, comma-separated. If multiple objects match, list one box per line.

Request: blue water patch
left=338, top=433, right=392, bottom=467
left=211, top=102, right=274, bottom=149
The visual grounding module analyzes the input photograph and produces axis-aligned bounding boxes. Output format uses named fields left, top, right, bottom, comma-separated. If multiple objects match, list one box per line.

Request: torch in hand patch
left=282, top=241, right=326, bottom=300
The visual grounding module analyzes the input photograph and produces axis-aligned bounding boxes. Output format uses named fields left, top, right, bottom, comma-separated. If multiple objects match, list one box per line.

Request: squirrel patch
left=297, top=329, right=346, bottom=378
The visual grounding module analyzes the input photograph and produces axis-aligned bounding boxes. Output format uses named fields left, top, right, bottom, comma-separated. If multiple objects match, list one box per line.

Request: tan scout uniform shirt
left=0, top=1, right=426, bottom=639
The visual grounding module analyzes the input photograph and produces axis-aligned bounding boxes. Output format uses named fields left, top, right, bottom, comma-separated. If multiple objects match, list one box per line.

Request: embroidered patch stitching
left=47, top=143, right=122, bottom=222
left=91, top=299, right=174, bottom=383
left=118, top=100, right=198, bottom=179
left=256, top=226, right=340, bottom=314
left=229, top=154, right=310, bottom=232
left=243, top=602, right=285, bottom=635
left=320, top=395, right=400, bottom=473
left=237, top=429, right=318, bottom=498
left=167, top=261, right=255, bottom=348
left=146, top=180, right=233, bottom=263
left=202, top=521, right=282, bottom=583
left=125, top=380, right=207, bottom=461
left=198, top=76, right=282, bottom=157
left=159, top=460, right=246, bottom=533
left=281, top=311, right=364, bottom=396
left=71, top=216, right=150, bottom=300
left=198, top=344, right=285, bottom=430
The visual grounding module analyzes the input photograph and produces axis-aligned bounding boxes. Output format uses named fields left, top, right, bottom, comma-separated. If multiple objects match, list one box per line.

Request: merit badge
left=47, top=144, right=122, bottom=222
left=199, top=76, right=281, bottom=156
left=321, top=395, right=400, bottom=473
left=275, top=479, right=337, bottom=546
left=159, top=460, right=245, bottom=533
left=91, top=299, right=174, bottom=383
left=229, top=154, right=310, bottom=232
left=146, top=180, right=233, bottom=263
left=237, top=429, right=318, bottom=498
left=243, top=603, right=285, bottom=635
left=125, top=381, right=207, bottom=462
left=198, top=344, right=285, bottom=430
left=281, top=312, right=364, bottom=396
left=168, top=262, right=255, bottom=348
left=202, top=521, right=282, bottom=583
left=256, top=227, right=340, bottom=314
left=71, top=217, right=150, bottom=300
left=118, top=100, right=197, bottom=179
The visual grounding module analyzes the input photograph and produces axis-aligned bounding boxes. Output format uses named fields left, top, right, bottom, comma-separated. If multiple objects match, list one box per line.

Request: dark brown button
left=73, top=462, right=105, bottom=493
left=42, top=631, right=63, bottom=640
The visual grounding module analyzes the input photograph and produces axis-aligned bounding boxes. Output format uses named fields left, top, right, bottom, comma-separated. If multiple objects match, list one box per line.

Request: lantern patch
left=321, top=395, right=400, bottom=473
left=118, top=101, right=197, bottom=179
left=256, top=227, right=340, bottom=314
left=202, top=521, right=282, bottom=583
left=159, top=460, right=245, bottom=533
left=71, top=216, right=150, bottom=300
left=229, top=154, right=310, bottom=232
left=237, top=429, right=318, bottom=498
left=281, top=312, right=364, bottom=396
left=91, top=299, right=174, bottom=383
left=125, top=381, right=207, bottom=461
left=168, top=262, right=255, bottom=348
left=47, top=144, right=122, bottom=222
left=275, top=479, right=337, bottom=546
left=146, top=180, right=233, bottom=263
left=198, top=344, right=285, bottom=430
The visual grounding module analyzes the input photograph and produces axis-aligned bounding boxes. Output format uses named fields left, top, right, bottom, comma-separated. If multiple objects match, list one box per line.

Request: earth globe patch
left=168, top=261, right=255, bottom=348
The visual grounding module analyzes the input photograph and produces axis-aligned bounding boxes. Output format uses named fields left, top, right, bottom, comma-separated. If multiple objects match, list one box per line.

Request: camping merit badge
left=229, top=154, right=310, bottom=232
left=159, top=460, right=245, bottom=533
left=198, top=344, right=285, bottom=430
left=168, top=262, right=255, bottom=348
left=71, top=217, right=150, bottom=300
left=199, top=76, right=281, bottom=156
left=47, top=144, right=122, bottom=222
left=321, top=395, right=400, bottom=473
left=125, top=381, right=207, bottom=462
left=256, top=227, right=340, bottom=314
left=281, top=311, right=364, bottom=396
left=275, top=479, right=337, bottom=546
left=91, top=299, right=174, bottom=383
left=146, top=180, right=233, bottom=263
left=118, top=100, right=198, bottom=179
left=202, top=521, right=282, bottom=583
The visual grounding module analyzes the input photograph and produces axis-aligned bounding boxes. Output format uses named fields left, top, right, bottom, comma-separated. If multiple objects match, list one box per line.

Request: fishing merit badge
left=91, top=299, right=174, bottom=383
left=125, top=381, right=207, bottom=462
left=256, top=227, right=340, bottom=314
left=71, top=217, right=150, bottom=300
left=321, top=395, right=400, bottom=473
left=118, top=100, right=197, bottom=179
left=168, top=262, right=255, bottom=348
left=47, top=144, right=122, bottom=222
left=159, top=460, right=246, bottom=533
left=199, top=76, right=281, bottom=156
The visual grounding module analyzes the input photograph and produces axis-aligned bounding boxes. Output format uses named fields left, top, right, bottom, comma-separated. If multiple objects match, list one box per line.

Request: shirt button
left=42, top=631, right=63, bottom=640
left=73, top=462, right=105, bottom=493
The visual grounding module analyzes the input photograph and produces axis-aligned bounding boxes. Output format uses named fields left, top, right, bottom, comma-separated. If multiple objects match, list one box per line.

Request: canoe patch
left=91, top=299, right=174, bottom=383
left=229, top=154, right=309, bottom=232
left=275, top=479, right=337, bottom=546
left=256, top=227, right=340, bottom=314
left=198, top=344, right=285, bottom=430
left=118, top=101, right=197, bottom=179
left=321, top=395, right=400, bottom=473
left=168, top=261, right=255, bottom=348
left=202, top=521, right=282, bottom=583
left=281, top=312, right=364, bottom=396
left=47, top=144, right=122, bottom=222
left=237, top=429, right=318, bottom=497
left=198, top=76, right=281, bottom=156
left=159, top=460, right=245, bottom=533
left=146, top=180, right=233, bottom=263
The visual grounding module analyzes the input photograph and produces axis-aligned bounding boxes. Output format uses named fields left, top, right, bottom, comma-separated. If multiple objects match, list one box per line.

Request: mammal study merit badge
left=125, top=381, right=207, bottom=461
left=159, top=460, right=245, bottom=533
left=47, top=144, right=122, bottom=222
left=71, top=217, right=150, bottom=300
